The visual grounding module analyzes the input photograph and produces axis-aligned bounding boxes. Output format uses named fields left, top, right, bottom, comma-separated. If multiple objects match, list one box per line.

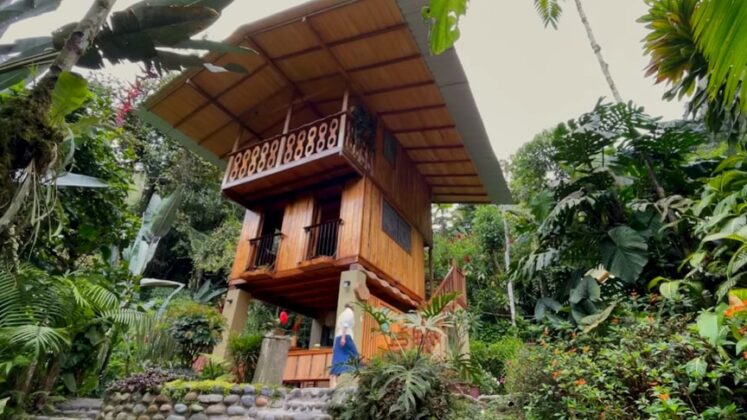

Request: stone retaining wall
left=99, top=385, right=336, bottom=420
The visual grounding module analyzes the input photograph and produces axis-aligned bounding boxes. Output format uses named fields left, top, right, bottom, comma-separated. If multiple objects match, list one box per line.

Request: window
left=382, top=200, right=411, bottom=252
left=383, top=131, right=397, bottom=167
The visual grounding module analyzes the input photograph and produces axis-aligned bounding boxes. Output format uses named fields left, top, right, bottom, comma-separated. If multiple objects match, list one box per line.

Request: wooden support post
left=277, top=102, right=294, bottom=166
left=213, top=287, right=252, bottom=359
left=428, top=246, right=434, bottom=299
left=338, top=88, right=349, bottom=148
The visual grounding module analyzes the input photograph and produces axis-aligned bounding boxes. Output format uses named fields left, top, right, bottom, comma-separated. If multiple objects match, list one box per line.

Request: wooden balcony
left=222, top=111, right=373, bottom=206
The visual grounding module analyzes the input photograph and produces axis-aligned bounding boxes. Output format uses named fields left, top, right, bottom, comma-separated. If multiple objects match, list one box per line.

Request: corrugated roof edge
left=396, top=0, right=513, bottom=205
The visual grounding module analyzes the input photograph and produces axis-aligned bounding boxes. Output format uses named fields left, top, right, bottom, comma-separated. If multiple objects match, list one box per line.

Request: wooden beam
left=174, top=62, right=269, bottom=130
left=186, top=79, right=261, bottom=139
left=364, top=80, right=434, bottom=96
left=379, top=103, right=446, bottom=116
left=403, top=144, right=463, bottom=150
left=428, top=183, right=483, bottom=187
left=391, top=124, right=456, bottom=134
left=413, top=158, right=471, bottom=164
left=295, top=53, right=422, bottom=85
left=246, top=36, right=324, bottom=119
left=424, top=173, right=479, bottom=177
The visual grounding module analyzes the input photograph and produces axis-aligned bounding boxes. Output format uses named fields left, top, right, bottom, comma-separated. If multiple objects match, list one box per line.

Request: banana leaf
left=0, top=0, right=62, bottom=37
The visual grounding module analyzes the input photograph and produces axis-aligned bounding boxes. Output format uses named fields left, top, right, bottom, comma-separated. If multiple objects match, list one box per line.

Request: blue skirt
left=330, top=334, right=359, bottom=376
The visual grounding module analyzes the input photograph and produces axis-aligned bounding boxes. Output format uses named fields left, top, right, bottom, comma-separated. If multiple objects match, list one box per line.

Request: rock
left=104, top=413, right=114, bottom=420
left=190, top=414, right=208, bottom=420
left=115, top=413, right=128, bottom=420
left=147, top=404, right=159, bottom=414
left=183, top=392, right=198, bottom=403
left=230, top=385, right=242, bottom=395
left=223, top=394, right=239, bottom=405
left=205, top=403, right=226, bottom=415
left=173, top=403, right=188, bottom=414
left=226, top=405, right=245, bottom=416
left=122, top=403, right=134, bottom=412
left=289, top=388, right=303, bottom=399
left=122, top=393, right=132, bottom=402
left=165, top=416, right=185, bottom=420
left=240, top=395, right=255, bottom=407
left=154, top=394, right=169, bottom=404
left=255, top=396, right=268, bottom=408
left=260, top=387, right=271, bottom=397
left=152, top=415, right=165, bottom=420
left=209, top=416, right=229, bottom=420
left=142, top=393, right=154, bottom=404
left=132, top=404, right=147, bottom=415
left=136, top=415, right=150, bottom=420
left=199, top=394, right=224, bottom=404
left=247, top=407, right=258, bottom=417
left=190, top=403, right=205, bottom=412
left=243, top=385, right=255, bottom=395
left=159, top=404, right=172, bottom=412
left=103, top=405, right=115, bottom=412
left=212, top=386, right=225, bottom=394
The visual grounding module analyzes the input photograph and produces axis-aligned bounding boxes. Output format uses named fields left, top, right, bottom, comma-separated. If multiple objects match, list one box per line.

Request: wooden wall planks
left=230, top=210, right=262, bottom=280
left=275, top=195, right=315, bottom=271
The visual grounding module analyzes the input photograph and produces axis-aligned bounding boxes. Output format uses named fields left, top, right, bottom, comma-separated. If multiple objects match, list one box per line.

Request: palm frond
left=2, top=325, right=70, bottom=354
left=693, top=0, right=747, bottom=114
left=533, top=0, right=563, bottom=29
left=101, top=309, right=144, bottom=327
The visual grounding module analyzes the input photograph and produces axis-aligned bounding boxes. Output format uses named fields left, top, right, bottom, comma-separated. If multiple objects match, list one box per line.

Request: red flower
left=279, top=311, right=289, bottom=326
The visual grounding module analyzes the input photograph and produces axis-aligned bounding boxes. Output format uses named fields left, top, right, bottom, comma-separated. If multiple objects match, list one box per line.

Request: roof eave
left=396, top=0, right=513, bottom=205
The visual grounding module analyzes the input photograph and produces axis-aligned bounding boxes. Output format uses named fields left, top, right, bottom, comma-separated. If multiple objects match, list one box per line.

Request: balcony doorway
left=250, top=209, right=284, bottom=270
left=305, top=191, right=342, bottom=260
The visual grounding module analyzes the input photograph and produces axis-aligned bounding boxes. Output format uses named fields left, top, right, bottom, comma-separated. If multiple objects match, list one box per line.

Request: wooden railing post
left=338, top=88, right=349, bottom=148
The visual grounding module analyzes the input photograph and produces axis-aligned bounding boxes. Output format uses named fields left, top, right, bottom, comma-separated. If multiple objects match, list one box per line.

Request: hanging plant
left=351, top=105, right=377, bottom=151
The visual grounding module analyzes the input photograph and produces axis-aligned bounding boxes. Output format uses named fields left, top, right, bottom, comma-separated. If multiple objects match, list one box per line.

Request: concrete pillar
left=335, top=269, right=367, bottom=347
left=212, top=287, right=252, bottom=359
left=252, top=334, right=291, bottom=385
left=309, top=318, right=324, bottom=348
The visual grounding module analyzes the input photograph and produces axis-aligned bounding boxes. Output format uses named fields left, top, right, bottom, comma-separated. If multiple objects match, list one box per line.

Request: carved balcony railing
left=248, top=232, right=283, bottom=271
left=304, top=218, right=343, bottom=260
left=222, top=111, right=374, bottom=190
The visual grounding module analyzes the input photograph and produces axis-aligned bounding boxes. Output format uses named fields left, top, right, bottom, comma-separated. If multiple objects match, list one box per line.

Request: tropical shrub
left=333, top=293, right=478, bottom=419
left=163, top=301, right=224, bottom=366
left=332, top=350, right=454, bottom=420
left=505, top=299, right=747, bottom=418
left=470, top=336, right=523, bottom=381
left=227, top=333, right=262, bottom=382
left=197, top=354, right=231, bottom=381
left=106, top=367, right=192, bottom=394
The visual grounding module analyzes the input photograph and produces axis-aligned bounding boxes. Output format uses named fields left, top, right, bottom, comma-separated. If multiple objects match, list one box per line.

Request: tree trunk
left=33, top=0, right=117, bottom=94
left=502, top=216, right=517, bottom=327
left=573, top=0, right=623, bottom=103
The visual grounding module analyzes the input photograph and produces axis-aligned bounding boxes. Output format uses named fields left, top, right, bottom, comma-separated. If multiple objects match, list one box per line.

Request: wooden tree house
left=140, top=0, right=511, bottom=386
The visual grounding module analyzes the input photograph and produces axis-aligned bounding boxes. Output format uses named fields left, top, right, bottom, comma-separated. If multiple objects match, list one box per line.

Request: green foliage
left=508, top=130, right=565, bottom=204
left=197, top=354, right=230, bottom=381
left=106, top=367, right=191, bottom=394
left=470, top=336, right=523, bottom=380
left=164, top=300, right=224, bottom=366
left=693, top=0, right=747, bottom=116
left=505, top=299, right=747, bottom=418
left=333, top=350, right=454, bottom=420
left=421, top=0, right=469, bottom=55
left=227, top=333, right=262, bottom=382
left=533, top=0, right=563, bottom=29
left=0, top=0, right=255, bottom=90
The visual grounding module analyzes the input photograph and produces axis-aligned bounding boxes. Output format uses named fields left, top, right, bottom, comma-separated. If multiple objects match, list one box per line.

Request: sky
left=2, top=0, right=685, bottom=160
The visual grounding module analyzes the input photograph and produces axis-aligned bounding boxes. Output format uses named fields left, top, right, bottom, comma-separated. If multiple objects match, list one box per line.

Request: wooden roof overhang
left=139, top=0, right=512, bottom=204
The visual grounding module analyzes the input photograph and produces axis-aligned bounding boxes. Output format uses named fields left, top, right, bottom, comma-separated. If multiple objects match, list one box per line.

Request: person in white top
left=329, top=302, right=359, bottom=388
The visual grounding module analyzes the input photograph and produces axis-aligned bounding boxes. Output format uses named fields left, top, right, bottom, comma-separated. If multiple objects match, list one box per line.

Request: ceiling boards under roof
left=138, top=0, right=512, bottom=204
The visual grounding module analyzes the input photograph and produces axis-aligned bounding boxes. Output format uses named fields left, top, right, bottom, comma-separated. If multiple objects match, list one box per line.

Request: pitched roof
left=139, top=0, right=512, bottom=204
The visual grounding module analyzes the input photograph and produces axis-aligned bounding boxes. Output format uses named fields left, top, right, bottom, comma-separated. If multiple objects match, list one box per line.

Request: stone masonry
left=96, top=385, right=335, bottom=420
